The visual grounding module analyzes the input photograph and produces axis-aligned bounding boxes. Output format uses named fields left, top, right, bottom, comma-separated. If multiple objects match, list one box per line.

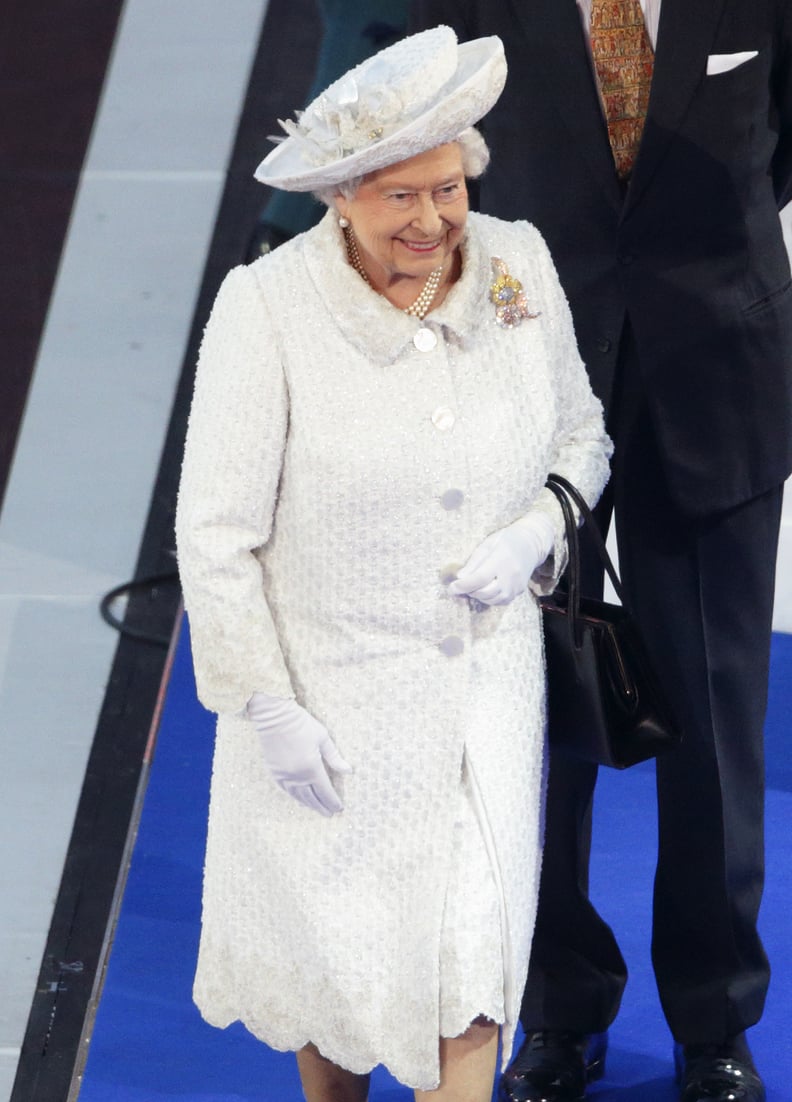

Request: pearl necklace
left=344, top=227, right=444, bottom=321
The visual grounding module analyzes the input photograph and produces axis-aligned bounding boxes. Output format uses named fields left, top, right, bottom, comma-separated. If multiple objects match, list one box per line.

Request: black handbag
left=540, top=473, right=681, bottom=769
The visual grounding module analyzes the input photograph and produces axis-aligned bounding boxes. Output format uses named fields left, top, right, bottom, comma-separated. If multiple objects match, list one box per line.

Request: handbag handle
left=544, top=473, right=627, bottom=647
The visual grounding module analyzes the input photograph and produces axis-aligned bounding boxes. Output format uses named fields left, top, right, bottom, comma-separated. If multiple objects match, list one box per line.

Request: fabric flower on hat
left=278, top=78, right=406, bottom=166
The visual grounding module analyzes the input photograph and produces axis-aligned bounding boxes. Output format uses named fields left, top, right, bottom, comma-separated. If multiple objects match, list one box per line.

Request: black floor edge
left=9, top=3, right=319, bottom=1098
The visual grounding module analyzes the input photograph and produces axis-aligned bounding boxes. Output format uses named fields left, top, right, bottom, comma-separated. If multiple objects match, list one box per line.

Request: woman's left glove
left=448, top=512, right=555, bottom=606
left=246, top=692, right=352, bottom=817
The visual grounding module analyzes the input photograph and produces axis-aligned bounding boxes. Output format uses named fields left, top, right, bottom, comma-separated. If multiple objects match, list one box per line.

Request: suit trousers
left=522, top=325, right=783, bottom=1043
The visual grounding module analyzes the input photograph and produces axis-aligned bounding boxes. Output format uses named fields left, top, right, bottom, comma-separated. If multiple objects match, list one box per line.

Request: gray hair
left=314, top=126, right=490, bottom=207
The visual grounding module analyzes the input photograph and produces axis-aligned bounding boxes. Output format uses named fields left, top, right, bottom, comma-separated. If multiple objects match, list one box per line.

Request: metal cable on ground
left=99, top=571, right=180, bottom=645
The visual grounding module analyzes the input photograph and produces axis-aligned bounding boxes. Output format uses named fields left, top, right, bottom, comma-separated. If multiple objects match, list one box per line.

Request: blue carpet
left=77, top=624, right=791, bottom=1101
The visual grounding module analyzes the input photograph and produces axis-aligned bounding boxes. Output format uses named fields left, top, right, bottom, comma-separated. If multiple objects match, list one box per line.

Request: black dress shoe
left=499, top=1030, right=608, bottom=1102
left=674, top=1035, right=765, bottom=1102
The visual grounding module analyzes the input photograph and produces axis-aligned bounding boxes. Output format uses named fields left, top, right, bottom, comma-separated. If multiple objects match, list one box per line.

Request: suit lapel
left=626, top=0, right=728, bottom=211
left=508, top=0, right=624, bottom=212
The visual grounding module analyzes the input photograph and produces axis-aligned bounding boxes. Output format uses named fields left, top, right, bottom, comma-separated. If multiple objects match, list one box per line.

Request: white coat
left=175, top=209, right=611, bottom=1090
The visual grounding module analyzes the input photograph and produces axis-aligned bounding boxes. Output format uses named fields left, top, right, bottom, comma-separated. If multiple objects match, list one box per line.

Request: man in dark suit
left=409, top=3, right=792, bottom=1101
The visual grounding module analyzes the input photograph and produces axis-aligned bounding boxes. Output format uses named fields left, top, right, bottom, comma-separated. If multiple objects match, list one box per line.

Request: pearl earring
left=338, top=216, right=350, bottom=229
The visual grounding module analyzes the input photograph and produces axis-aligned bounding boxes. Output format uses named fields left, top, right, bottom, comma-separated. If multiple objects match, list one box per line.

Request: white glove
left=448, top=512, right=555, bottom=606
left=246, top=692, right=352, bottom=816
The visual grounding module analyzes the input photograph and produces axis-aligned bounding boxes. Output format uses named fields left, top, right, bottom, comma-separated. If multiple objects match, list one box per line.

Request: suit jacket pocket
left=701, top=45, right=766, bottom=93
left=742, top=278, right=792, bottom=319
left=706, top=50, right=759, bottom=76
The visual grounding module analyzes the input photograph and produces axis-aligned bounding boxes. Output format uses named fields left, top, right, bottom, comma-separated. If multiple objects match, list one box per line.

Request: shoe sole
left=584, top=1031, right=608, bottom=1084
left=586, top=1052, right=606, bottom=1083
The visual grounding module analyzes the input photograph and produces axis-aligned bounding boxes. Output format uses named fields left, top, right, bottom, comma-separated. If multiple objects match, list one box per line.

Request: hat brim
left=254, top=36, right=506, bottom=193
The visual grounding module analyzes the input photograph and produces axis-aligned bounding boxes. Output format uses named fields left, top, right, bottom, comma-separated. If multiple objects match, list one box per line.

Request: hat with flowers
left=254, top=26, right=506, bottom=192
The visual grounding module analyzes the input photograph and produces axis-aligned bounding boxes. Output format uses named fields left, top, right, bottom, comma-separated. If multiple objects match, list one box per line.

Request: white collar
left=300, top=208, right=492, bottom=364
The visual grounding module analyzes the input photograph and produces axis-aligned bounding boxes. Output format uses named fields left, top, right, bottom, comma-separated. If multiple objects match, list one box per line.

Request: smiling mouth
left=400, top=239, right=441, bottom=253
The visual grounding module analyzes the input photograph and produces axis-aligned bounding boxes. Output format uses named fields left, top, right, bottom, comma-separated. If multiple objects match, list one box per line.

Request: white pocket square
left=706, top=50, right=759, bottom=75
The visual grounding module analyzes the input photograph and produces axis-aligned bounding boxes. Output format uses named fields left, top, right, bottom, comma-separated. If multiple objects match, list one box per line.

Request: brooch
left=489, top=257, right=540, bottom=329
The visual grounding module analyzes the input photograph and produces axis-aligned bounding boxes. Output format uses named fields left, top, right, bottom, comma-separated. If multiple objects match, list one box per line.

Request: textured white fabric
left=176, top=208, right=611, bottom=1090
left=438, top=755, right=506, bottom=1038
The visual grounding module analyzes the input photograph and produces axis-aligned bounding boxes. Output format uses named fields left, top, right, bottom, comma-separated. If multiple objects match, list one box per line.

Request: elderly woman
left=176, top=25, right=611, bottom=1102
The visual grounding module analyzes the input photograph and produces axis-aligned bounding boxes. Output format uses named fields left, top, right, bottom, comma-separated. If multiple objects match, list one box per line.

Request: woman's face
left=336, top=143, right=468, bottom=288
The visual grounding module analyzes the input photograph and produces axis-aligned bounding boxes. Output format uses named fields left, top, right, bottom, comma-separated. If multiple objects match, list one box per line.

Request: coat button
left=413, top=327, right=437, bottom=351
left=431, top=406, right=455, bottom=431
left=618, top=252, right=635, bottom=265
left=441, top=488, right=465, bottom=510
left=439, top=635, right=464, bottom=657
left=596, top=337, right=612, bottom=353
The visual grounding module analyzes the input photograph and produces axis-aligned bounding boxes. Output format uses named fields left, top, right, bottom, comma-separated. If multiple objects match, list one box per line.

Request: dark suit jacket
left=411, top=0, right=792, bottom=514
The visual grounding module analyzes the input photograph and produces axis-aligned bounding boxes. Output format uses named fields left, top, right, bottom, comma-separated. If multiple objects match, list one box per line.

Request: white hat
left=254, top=26, right=506, bottom=192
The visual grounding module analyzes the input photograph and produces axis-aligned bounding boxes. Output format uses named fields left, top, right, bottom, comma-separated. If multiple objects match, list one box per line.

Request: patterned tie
left=590, top=0, right=655, bottom=180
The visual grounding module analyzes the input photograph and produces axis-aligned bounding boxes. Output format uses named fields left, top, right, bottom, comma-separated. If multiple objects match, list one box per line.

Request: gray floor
left=1, top=3, right=792, bottom=1099
left=0, top=1, right=270, bottom=1096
